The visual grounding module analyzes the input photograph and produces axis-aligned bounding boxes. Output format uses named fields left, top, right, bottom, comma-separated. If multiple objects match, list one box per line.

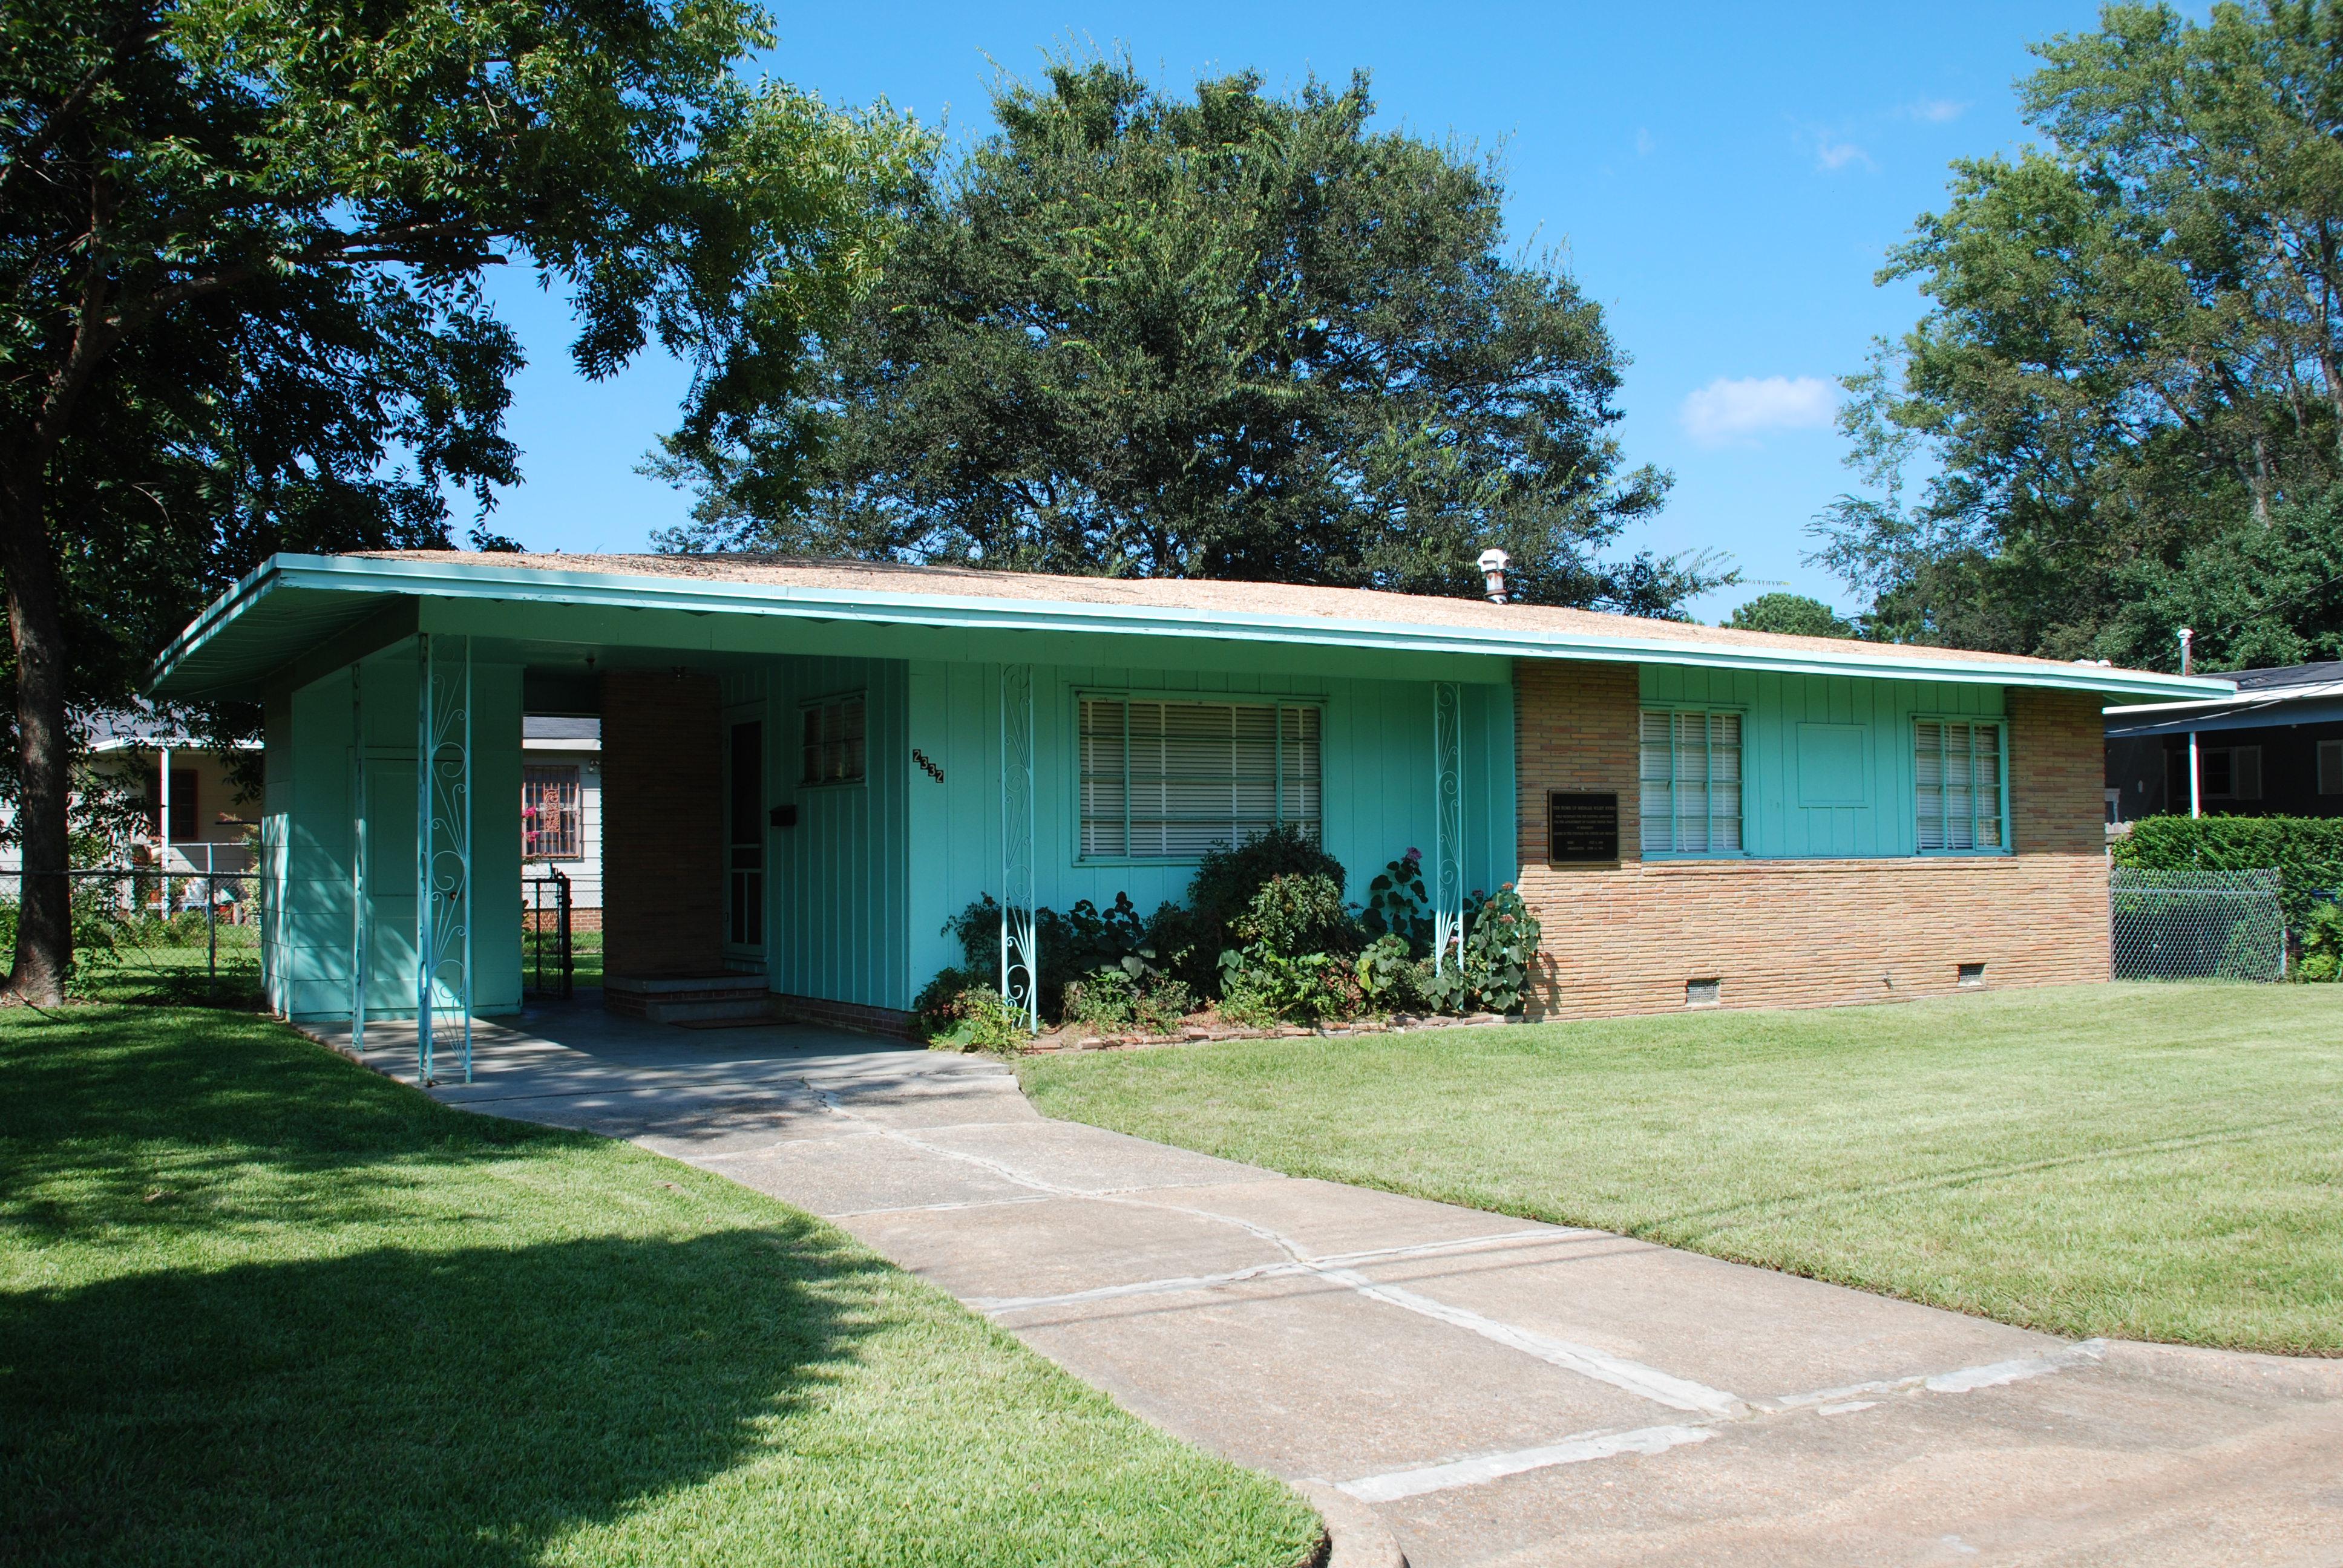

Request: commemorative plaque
left=1546, top=791, right=1619, bottom=864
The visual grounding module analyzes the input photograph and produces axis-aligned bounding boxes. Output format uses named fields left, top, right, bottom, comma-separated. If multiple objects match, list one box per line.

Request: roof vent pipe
left=1478, top=548, right=1511, bottom=604
left=2177, top=626, right=2194, bottom=675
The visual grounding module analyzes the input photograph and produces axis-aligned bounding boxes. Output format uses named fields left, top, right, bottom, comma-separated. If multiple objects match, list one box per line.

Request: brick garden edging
left=1024, top=1010, right=1523, bottom=1054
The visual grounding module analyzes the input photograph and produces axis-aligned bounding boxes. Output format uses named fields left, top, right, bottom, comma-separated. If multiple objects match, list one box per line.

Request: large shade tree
left=1816, top=1, right=2343, bottom=664
left=0, top=0, right=923, bottom=1001
left=655, top=57, right=1717, bottom=613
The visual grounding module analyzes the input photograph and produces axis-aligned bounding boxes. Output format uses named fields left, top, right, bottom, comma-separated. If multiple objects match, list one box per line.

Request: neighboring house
left=0, top=710, right=258, bottom=892
left=2105, top=661, right=2343, bottom=823
left=521, top=715, right=602, bottom=928
left=148, top=551, right=2225, bottom=1033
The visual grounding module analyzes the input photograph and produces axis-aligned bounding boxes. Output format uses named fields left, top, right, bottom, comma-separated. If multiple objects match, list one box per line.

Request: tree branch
left=0, top=13, right=166, bottom=222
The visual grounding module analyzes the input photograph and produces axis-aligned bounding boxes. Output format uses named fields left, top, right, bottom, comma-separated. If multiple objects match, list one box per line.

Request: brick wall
left=600, top=671, right=723, bottom=978
left=1512, top=661, right=2109, bottom=1019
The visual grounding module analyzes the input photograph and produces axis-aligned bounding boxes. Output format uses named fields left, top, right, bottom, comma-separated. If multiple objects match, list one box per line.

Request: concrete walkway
left=327, top=1004, right=2343, bottom=1567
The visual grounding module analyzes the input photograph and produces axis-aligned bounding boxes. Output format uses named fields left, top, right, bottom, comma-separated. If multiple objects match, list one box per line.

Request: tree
left=2101, top=482, right=2343, bottom=668
left=1724, top=593, right=1855, bottom=639
left=1815, top=1, right=2343, bottom=661
left=1, top=0, right=923, bottom=1001
left=655, top=56, right=1722, bottom=613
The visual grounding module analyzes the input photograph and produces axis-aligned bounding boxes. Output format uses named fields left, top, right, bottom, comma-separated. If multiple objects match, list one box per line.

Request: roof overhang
left=2105, top=687, right=2343, bottom=738
left=151, top=553, right=2240, bottom=704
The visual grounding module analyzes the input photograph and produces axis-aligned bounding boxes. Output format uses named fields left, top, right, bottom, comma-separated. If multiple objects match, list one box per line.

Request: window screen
left=1080, top=697, right=1320, bottom=859
left=522, top=766, right=582, bottom=860
left=800, top=695, right=865, bottom=785
left=1915, top=719, right=2005, bottom=851
left=1639, top=710, right=1743, bottom=854
left=2204, top=745, right=2263, bottom=801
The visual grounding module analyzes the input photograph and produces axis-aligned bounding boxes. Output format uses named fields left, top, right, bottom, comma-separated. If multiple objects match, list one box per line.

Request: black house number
left=913, top=748, right=945, bottom=783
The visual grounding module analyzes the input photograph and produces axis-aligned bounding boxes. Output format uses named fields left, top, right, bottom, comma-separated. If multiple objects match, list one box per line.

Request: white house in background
left=522, top=715, right=602, bottom=927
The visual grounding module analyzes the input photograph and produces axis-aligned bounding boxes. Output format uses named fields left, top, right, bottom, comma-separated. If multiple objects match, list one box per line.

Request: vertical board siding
left=764, top=656, right=909, bottom=1010
left=1637, top=667, right=2006, bottom=859
left=274, top=654, right=521, bottom=1021
left=899, top=660, right=1515, bottom=1003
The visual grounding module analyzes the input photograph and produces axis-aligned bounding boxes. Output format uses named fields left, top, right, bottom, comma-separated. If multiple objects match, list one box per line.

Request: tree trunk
left=0, top=445, right=71, bottom=1005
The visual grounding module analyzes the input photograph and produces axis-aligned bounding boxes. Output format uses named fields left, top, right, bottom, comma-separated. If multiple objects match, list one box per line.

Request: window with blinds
left=1915, top=719, right=2005, bottom=851
left=1639, top=710, right=1743, bottom=854
left=1080, top=697, right=1321, bottom=859
left=801, top=694, right=866, bottom=785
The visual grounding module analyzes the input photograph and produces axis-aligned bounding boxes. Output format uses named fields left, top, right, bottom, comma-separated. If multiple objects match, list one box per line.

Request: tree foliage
left=1816, top=1, right=2343, bottom=662
left=1723, top=592, right=1855, bottom=639
left=0, top=0, right=923, bottom=999
left=656, top=56, right=1719, bottom=613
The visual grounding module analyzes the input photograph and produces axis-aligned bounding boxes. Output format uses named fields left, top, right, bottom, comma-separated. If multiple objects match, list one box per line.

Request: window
left=800, top=694, right=865, bottom=785
left=522, top=766, right=582, bottom=860
left=1915, top=719, right=2005, bottom=851
left=1080, top=696, right=1320, bottom=859
left=728, top=721, right=764, bottom=947
left=149, top=767, right=198, bottom=842
left=1639, top=710, right=1743, bottom=855
left=2203, top=744, right=2263, bottom=802
left=2321, top=738, right=2342, bottom=796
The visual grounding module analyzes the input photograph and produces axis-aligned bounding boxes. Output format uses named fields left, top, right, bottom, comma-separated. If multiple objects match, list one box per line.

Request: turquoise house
left=149, top=551, right=2224, bottom=1075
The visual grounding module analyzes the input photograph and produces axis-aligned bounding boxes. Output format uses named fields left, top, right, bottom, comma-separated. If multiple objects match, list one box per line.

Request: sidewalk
left=330, top=1005, right=2343, bottom=1567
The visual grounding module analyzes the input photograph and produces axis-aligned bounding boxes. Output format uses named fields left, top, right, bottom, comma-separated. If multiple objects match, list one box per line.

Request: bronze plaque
left=1547, top=791, right=1619, bottom=863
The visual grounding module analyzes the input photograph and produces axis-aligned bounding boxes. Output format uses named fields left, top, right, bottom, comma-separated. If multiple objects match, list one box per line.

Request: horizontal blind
left=1081, top=697, right=1320, bottom=858
left=801, top=695, right=865, bottom=784
left=1916, top=719, right=2002, bottom=850
left=1639, top=710, right=1742, bottom=854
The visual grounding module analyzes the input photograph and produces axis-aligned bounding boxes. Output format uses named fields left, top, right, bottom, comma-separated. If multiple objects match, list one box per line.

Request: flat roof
left=149, top=550, right=2236, bottom=703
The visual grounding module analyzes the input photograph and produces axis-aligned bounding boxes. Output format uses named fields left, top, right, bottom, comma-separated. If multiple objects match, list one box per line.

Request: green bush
left=1460, top=883, right=1542, bottom=1013
left=1182, top=825, right=1346, bottom=987
left=1216, top=873, right=1366, bottom=1024
left=911, top=971, right=1029, bottom=1054
left=2299, top=903, right=2343, bottom=982
left=1359, top=849, right=1435, bottom=955
left=1063, top=966, right=1194, bottom=1034
left=2113, top=815, right=2343, bottom=930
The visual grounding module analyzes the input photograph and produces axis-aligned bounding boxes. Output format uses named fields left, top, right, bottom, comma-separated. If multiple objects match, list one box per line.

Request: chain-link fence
left=2110, top=866, right=2287, bottom=982
left=0, top=866, right=262, bottom=1003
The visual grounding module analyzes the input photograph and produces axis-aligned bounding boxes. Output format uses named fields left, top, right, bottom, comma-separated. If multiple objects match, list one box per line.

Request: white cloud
left=1634, top=126, right=1656, bottom=157
left=1812, top=131, right=1873, bottom=172
left=1679, top=376, right=1838, bottom=446
left=1903, top=97, right=1967, bottom=123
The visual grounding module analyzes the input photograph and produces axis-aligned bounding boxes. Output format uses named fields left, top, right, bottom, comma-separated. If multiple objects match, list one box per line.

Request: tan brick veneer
left=600, top=670, right=725, bottom=979
left=1512, top=664, right=2110, bottom=1019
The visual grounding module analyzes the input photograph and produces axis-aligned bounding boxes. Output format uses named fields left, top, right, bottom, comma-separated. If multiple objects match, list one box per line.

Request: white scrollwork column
left=1432, top=681, right=1465, bottom=973
left=351, top=664, right=368, bottom=1050
left=416, top=635, right=474, bottom=1085
left=999, top=663, right=1039, bottom=1031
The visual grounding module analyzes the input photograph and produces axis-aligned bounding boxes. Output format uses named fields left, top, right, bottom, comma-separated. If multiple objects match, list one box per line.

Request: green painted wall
left=263, top=649, right=522, bottom=1021
left=1639, top=665, right=2007, bottom=858
left=730, top=657, right=912, bottom=1010
left=901, top=659, right=1513, bottom=1002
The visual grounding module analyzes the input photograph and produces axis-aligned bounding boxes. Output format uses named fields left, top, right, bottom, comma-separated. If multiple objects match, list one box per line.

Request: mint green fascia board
left=155, top=552, right=2237, bottom=702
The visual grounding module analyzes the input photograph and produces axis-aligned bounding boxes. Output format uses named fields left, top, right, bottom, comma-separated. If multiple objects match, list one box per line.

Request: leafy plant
left=2298, top=903, right=2343, bottom=982
left=1359, top=849, right=1435, bottom=955
left=1354, top=932, right=1427, bottom=1012
left=912, top=970, right=1028, bottom=1054
left=1459, top=883, right=1542, bottom=1014
left=1184, top=826, right=1348, bottom=986
left=1216, top=873, right=1365, bottom=1024
left=1064, top=967, right=1194, bottom=1035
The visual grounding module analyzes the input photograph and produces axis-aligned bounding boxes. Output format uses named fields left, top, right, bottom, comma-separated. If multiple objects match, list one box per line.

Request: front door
left=725, top=718, right=765, bottom=961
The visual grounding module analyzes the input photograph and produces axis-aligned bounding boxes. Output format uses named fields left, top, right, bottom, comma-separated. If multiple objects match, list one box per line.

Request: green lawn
left=1022, top=983, right=2343, bottom=1356
left=0, top=1005, right=1319, bottom=1567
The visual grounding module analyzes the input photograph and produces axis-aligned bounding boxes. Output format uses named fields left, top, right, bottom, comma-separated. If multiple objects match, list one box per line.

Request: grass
left=1021, top=982, right=2343, bottom=1357
left=0, top=1005, right=1320, bottom=1567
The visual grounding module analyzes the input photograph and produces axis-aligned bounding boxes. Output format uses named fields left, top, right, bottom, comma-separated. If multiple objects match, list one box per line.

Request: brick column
left=600, top=670, right=724, bottom=979
left=1514, top=659, right=1641, bottom=867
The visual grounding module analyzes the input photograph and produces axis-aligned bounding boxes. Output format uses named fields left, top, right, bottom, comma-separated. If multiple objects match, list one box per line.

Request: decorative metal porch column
left=416, top=633, right=474, bottom=1085
left=999, top=663, right=1039, bottom=1031
left=1431, top=681, right=1466, bottom=973
left=350, top=664, right=368, bottom=1051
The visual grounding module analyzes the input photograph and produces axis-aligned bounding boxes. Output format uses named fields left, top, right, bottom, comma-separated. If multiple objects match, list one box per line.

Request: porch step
left=604, top=972, right=772, bottom=1026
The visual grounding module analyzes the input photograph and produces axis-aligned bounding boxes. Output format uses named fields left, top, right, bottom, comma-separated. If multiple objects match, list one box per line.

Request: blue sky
left=482, top=0, right=2109, bottom=622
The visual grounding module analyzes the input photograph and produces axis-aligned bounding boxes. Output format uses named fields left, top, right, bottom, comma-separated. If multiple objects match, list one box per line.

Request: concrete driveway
left=329, top=1005, right=2343, bottom=1567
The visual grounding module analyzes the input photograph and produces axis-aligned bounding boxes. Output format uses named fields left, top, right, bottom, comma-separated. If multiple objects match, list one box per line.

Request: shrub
left=913, top=970, right=1029, bottom=1053
left=2299, top=903, right=2343, bottom=982
left=1460, top=883, right=1542, bottom=1014
left=1231, top=873, right=1358, bottom=958
left=1354, top=932, right=1430, bottom=1013
left=1359, top=849, right=1435, bottom=956
left=2112, top=815, right=2343, bottom=931
left=1184, top=825, right=1346, bottom=985
left=1216, top=873, right=1365, bottom=1024
left=1064, top=966, right=1194, bottom=1034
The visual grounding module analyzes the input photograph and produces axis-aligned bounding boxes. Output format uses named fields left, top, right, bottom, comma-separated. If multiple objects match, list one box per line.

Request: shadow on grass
left=0, top=1226, right=887, bottom=1566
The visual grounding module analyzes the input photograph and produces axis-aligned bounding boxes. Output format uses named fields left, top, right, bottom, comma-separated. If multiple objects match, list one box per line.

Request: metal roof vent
left=1478, top=548, right=1511, bottom=604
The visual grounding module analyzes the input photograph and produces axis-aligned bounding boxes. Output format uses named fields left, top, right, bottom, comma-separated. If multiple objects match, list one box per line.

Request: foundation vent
left=1957, top=962, right=1987, bottom=987
left=1685, top=977, right=1722, bottom=1008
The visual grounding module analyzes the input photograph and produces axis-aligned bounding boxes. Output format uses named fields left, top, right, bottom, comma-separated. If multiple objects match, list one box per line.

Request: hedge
left=2111, top=815, right=2343, bottom=930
